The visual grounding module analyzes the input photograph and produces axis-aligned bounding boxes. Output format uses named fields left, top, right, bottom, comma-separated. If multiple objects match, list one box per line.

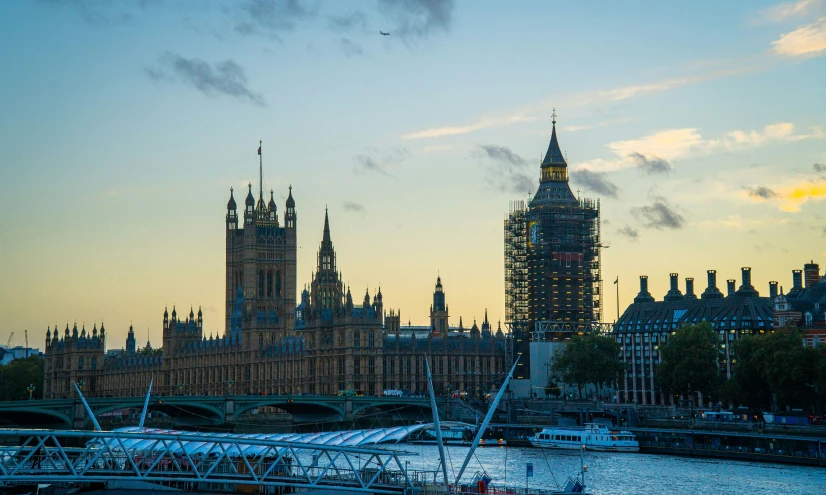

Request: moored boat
left=528, top=423, right=639, bottom=452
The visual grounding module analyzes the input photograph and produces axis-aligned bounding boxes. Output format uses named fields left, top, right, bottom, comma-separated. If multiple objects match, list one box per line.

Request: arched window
left=267, top=270, right=273, bottom=298
left=258, top=270, right=265, bottom=298
left=276, top=271, right=282, bottom=297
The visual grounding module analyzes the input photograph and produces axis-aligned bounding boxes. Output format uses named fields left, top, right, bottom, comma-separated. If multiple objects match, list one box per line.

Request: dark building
left=613, top=268, right=775, bottom=405
left=774, top=261, right=826, bottom=345
left=505, top=113, right=602, bottom=379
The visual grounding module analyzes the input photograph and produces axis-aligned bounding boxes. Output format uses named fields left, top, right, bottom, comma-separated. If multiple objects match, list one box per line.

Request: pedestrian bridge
left=0, top=395, right=444, bottom=429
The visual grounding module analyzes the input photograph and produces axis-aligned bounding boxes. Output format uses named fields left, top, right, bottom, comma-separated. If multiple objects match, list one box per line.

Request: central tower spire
left=258, top=140, right=263, bottom=201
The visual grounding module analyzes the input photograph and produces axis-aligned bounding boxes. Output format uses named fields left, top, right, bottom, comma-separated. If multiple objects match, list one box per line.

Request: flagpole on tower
left=258, top=140, right=263, bottom=201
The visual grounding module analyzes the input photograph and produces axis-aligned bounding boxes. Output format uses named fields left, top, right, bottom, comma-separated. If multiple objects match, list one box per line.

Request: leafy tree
left=0, top=356, right=44, bottom=401
left=726, top=329, right=822, bottom=412
left=544, top=382, right=561, bottom=399
left=657, top=323, right=721, bottom=406
left=550, top=333, right=624, bottom=399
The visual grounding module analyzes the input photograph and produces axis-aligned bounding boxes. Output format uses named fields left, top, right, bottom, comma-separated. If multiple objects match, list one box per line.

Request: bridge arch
left=0, top=407, right=72, bottom=429
left=233, top=400, right=343, bottom=423
left=351, top=401, right=437, bottom=422
left=91, top=401, right=225, bottom=427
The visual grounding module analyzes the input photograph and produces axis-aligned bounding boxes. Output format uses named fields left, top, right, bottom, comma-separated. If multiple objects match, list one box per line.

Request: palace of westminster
left=42, top=164, right=507, bottom=399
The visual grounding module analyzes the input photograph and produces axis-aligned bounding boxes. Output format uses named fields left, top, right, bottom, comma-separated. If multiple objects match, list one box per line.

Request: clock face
left=529, top=223, right=540, bottom=245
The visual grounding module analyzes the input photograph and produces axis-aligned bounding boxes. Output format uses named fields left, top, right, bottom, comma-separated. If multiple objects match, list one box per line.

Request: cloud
left=570, top=170, right=619, bottom=198
left=328, top=11, right=367, bottom=31
left=340, top=37, right=364, bottom=57
left=616, top=226, right=639, bottom=240
left=232, top=0, right=316, bottom=38
left=578, top=123, right=824, bottom=172
left=378, top=0, right=454, bottom=42
left=40, top=0, right=139, bottom=25
left=343, top=201, right=365, bottom=213
left=753, top=0, right=821, bottom=24
left=353, top=147, right=409, bottom=176
left=778, top=180, right=826, bottom=211
left=772, top=16, right=826, bottom=56
left=746, top=186, right=778, bottom=199
left=476, top=145, right=534, bottom=194
left=628, top=152, right=672, bottom=174
left=815, top=163, right=826, bottom=173
left=632, top=196, right=686, bottom=230
left=401, top=66, right=756, bottom=140
left=146, top=52, right=266, bottom=106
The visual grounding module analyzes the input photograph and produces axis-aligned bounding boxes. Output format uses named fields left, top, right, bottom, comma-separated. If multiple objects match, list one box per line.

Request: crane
left=5, top=331, right=13, bottom=347
left=25, top=329, right=29, bottom=357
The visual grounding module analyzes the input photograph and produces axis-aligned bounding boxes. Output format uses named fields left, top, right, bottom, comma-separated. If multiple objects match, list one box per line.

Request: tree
left=725, top=329, right=822, bottom=412
left=550, top=333, right=624, bottom=399
left=544, top=382, right=561, bottom=399
left=657, top=322, right=721, bottom=406
left=0, top=356, right=44, bottom=401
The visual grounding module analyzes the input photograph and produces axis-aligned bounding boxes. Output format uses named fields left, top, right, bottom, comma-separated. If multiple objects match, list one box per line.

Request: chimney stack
left=702, top=270, right=723, bottom=300
left=741, top=267, right=752, bottom=288
left=664, top=273, right=683, bottom=302
left=727, top=279, right=736, bottom=296
left=685, top=278, right=696, bottom=298
left=792, top=270, right=803, bottom=291
left=634, top=275, right=655, bottom=303
left=769, top=281, right=778, bottom=299
left=804, top=261, right=820, bottom=288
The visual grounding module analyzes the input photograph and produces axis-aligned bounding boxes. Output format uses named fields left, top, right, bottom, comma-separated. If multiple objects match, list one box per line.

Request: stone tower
left=224, top=146, right=297, bottom=345
left=429, top=276, right=449, bottom=336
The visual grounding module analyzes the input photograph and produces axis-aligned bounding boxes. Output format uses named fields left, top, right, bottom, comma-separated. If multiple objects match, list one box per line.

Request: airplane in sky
left=380, top=31, right=389, bottom=36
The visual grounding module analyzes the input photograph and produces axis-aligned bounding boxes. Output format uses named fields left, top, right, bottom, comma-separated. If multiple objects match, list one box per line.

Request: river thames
left=388, top=444, right=826, bottom=495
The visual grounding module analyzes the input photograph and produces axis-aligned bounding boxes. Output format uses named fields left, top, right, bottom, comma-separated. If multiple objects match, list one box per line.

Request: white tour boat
left=528, top=423, right=639, bottom=452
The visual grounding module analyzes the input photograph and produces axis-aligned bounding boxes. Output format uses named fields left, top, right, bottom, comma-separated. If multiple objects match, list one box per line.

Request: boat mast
left=425, top=354, right=450, bottom=487
left=454, top=355, right=520, bottom=485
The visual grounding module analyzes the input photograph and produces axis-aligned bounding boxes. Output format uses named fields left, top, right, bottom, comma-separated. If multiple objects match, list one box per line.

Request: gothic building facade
left=43, top=162, right=505, bottom=400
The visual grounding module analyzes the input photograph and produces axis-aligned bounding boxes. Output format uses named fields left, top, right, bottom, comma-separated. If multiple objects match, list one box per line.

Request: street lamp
left=177, top=383, right=184, bottom=396
left=227, top=379, right=235, bottom=395
left=78, top=380, right=84, bottom=392
left=27, top=384, right=35, bottom=400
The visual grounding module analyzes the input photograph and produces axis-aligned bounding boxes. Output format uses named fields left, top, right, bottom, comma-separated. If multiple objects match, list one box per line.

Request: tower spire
left=323, top=206, right=331, bottom=242
left=258, top=140, right=263, bottom=201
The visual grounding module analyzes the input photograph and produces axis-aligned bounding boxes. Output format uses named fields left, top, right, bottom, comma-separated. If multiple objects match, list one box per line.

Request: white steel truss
left=0, top=429, right=412, bottom=494
left=532, top=321, right=614, bottom=340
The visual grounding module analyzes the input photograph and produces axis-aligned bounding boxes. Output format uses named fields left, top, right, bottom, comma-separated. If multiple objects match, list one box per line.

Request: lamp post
left=227, top=379, right=235, bottom=396
left=177, top=383, right=184, bottom=396
left=27, top=384, right=35, bottom=400
left=78, top=380, right=84, bottom=392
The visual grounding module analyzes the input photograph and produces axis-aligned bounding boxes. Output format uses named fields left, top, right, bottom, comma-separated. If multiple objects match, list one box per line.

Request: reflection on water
left=388, top=444, right=826, bottom=495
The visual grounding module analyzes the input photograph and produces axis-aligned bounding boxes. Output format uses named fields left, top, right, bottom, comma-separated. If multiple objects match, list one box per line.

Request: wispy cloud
left=343, top=201, right=365, bottom=213
left=232, top=0, right=317, bottom=38
left=340, top=37, right=364, bottom=57
left=577, top=122, right=824, bottom=172
left=753, top=0, right=821, bottom=24
left=570, top=170, right=619, bottom=198
left=146, top=52, right=266, bottom=106
left=616, top=226, right=639, bottom=240
left=815, top=163, right=826, bottom=173
left=353, top=147, right=409, bottom=177
left=772, top=16, right=826, bottom=56
left=745, top=186, right=778, bottom=199
left=402, top=66, right=755, bottom=140
left=628, top=152, right=672, bottom=175
left=378, top=0, right=454, bottom=43
left=328, top=10, right=367, bottom=31
left=632, top=196, right=686, bottom=230
left=476, top=145, right=533, bottom=194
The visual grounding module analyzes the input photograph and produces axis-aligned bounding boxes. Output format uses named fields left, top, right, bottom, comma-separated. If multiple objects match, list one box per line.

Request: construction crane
left=5, top=331, right=13, bottom=347
left=25, top=329, right=29, bottom=357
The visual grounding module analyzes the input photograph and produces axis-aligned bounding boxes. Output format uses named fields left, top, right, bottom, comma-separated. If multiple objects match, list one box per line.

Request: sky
left=1, top=0, right=825, bottom=350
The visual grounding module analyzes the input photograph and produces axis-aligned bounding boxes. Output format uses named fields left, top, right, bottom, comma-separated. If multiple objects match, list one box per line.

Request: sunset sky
left=1, top=0, right=825, bottom=350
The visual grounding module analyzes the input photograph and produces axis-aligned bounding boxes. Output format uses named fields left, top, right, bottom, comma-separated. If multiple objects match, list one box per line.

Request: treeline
left=0, top=356, right=43, bottom=401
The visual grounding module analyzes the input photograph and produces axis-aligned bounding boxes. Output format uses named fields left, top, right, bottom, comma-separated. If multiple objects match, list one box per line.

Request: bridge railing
left=0, top=429, right=413, bottom=494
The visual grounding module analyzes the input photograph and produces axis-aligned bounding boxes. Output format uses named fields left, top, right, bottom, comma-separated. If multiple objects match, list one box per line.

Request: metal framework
left=532, top=321, right=614, bottom=340
left=0, top=429, right=412, bottom=494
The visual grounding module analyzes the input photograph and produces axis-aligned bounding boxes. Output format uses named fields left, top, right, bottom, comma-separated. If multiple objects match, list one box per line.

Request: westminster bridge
left=0, top=394, right=449, bottom=430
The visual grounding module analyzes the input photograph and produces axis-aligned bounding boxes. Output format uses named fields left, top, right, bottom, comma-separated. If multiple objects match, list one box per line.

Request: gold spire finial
left=552, top=108, right=557, bottom=125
